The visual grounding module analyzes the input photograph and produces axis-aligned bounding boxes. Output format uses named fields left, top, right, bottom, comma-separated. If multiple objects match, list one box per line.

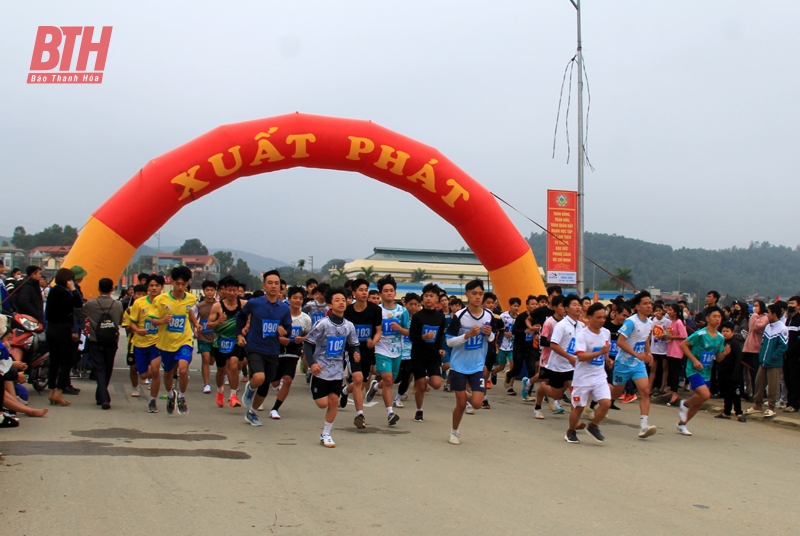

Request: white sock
left=323, top=421, right=333, bottom=435
left=356, top=410, right=363, bottom=416
left=167, top=390, right=175, bottom=399
left=394, top=394, right=401, bottom=402
left=386, top=406, right=393, bottom=416
left=466, top=402, right=473, bottom=409
left=451, top=428, right=459, bottom=435
left=150, top=396, right=156, bottom=402
left=178, top=392, right=185, bottom=399
left=417, top=407, right=423, bottom=412
left=342, top=385, right=348, bottom=395
left=640, top=415, right=649, bottom=427
left=217, top=387, right=224, bottom=393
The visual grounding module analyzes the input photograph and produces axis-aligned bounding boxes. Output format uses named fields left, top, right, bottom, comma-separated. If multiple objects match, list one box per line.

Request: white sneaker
left=465, top=403, right=475, bottom=415
left=269, top=409, right=281, bottom=420
left=203, top=384, right=211, bottom=394
left=131, top=387, right=140, bottom=397
left=320, top=433, right=335, bottom=448
left=448, top=432, right=461, bottom=445
left=257, top=401, right=265, bottom=411
left=678, top=400, right=689, bottom=424
left=534, top=409, right=544, bottom=420
left=393, top=399, right=404, bottom=408
left=638, top=424, right=657, bottom=439
left=401, top=393, right=408, bottom=401
left=763, top=408, right=776, bottom=417
left=224, top=375, right=229, bottom=385
left=584, top=407, right=595, bottom=420
left=676, top=423, right=692, bottom=436
left=547, top=397, right=557, bottom=412
left=145, top=378, right=151, bottom=385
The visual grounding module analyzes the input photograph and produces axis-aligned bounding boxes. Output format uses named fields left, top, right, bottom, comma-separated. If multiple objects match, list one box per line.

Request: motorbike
left=8, top=313, right=50, bottom=394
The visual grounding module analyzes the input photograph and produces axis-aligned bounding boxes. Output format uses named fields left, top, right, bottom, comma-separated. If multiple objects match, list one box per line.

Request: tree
left=214, top=250, right=234, bottom=274
left=614, top=267, right=634, bottom=291
left=1, top=240, right=8, bottom=247
left=11, top=224, right=78, bottom=250
left=410, top=268, right=430, bottom=282
left=328, top=267, right=348, bottom=287
left=228, top=258, right=260, bottom=290
left=321, top=258, right=347, bottom=274
left=175, top=238, right=208, bottom=255
left=457, top=273, right=465, bottom=293
left=296, top=259, right=305, bottom=275
left=357, top=266, right=378, bottom=283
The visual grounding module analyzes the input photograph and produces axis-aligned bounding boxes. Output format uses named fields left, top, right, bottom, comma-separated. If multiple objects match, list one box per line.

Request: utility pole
left=569, top=0, right=586, bottom=297
left=308, top=256, right=314, bottom=276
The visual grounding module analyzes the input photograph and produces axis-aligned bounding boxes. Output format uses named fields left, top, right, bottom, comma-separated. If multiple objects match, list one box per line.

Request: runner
left=440, top=294, right=453, bottom=390
left=565, top=302, right=612, bottom=443
left=446, top=279, right=494, bottom=445
left=368, top=289, right=381, bottom=305
left=505, top=295, right=539, bottom=395
left=676, top=305, right=725, bottom=436
left=304, top=278, right=318, bottom=305
left=394, top=293, right=420, bottom=408
left=533, top=295, right=566, bottom=419
left=604, top=302, right=630, bottom=409
left=195, top=280, right=218, bottom=394
left=207, top=276, right=247, bottom=408
left=544, top=294, right=584, bottom=425
left=150, top=266, right=200, bottom=415
left=341, top=278, right=382, bottom=429
left=610, top=290, right=658, bottom=439
left=272, top=286, right=312, bottom=419
left=409, top=283, right=446, bottom=422
left=303, top=283, right=330, bottom=325
left=365, top=275, right=408, bottom=426
left=649, top=302, right=671, bottom=396
left=237, top=270, right=293, bottom=426
left=127, top=274, right=165, bottom=413
left=120, top=284, right=147, bottom=397
left=303, top=287, right=360, bottom=447
left=494, top=297, right=520, bottom=387
left=480, top=292, right=503, bottom=409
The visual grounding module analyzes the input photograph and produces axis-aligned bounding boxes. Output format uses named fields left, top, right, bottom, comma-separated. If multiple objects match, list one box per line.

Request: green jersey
left=214, top=299, right=242, bottom=354
left=684, top=328, right=724, bottom=381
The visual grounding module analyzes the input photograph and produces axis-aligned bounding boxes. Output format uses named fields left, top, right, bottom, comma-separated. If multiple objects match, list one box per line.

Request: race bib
left=201, top=319, right=214, bottom=334
left=326, top=336, right=346, bottom=358
left=290, top=325, right=303, bottom=342
left=633, top=341, right=646, bottom=354
left=311, top=312, right=325, bottom=325
left=701, top=350, right=715, bottom=366
left=144, top=319, right=158, bottom=335
left=567, top=337, right=577, bottom=354
left=609, top=340, right=618, bottom=356
left=354, top=324, right=372, bottom=342
left=465, top=334, right=484, bottom=350
left=525, top=332, right=533, bottom=342
left=382, top=318, right=398, bottom=336
left=167, top=315, right=186, bottom=333
left=590, top=346, right=604, bottom=366
left=262, top=319, right=279, bottom=338
left=422, top=325, right=438, bottom=343
left=219, top=337, right=235, bottom=353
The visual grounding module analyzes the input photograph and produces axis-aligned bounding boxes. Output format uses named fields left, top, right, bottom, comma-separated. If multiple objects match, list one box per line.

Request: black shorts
left=358, top=348, right=375, bottom=377
left=310, top=376, right=343, bottom=400
left=539, top=366, right=549, bottom=381
left=485, top=351, right=496, bottom=370
left=246, top=351, right=278, bottom=379
left=547, top=369, right=574, bottom=390
left=126, top=351, right=135, bottom=367
left=413, top=354, right=443, bottom=379
left=274, top=356, right=299, bottom=381
left=214, top=346, right=243, bottom=368
left=346, top=350, right=362, bottom=375
left=449, top=370, right=486, bottom=393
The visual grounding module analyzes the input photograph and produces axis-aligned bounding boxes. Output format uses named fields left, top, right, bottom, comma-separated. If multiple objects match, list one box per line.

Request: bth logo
left=28, top=26, right=112, bottom=84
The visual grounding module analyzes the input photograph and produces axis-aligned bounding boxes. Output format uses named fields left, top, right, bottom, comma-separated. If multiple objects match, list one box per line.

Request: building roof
left=365, top=247, right=481, bottom=265
left=28, top=245, right=72, bottom=255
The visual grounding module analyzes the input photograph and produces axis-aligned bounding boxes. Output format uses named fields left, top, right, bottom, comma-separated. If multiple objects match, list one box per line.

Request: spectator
left=783, top=296, right=800, bottom=412
left=716, top=321, right=745, bottom=421
left=13, top=266, right=44, bottom=324
left=745, top=303, right=789, bottom=418
left=45, top=268, right=84, bottom=406
left=65, top=265, right=89, bottom=396
left=0, top=259, right=10, bottom=315
left=80, top=278, right=124, bottom=410
left=665, top=304, right=688, bottom=406
left=3, top=267, right=23, bottom=295
left=729, top=301, right=749, bottom=343
left=742, top=300, right=768, bottom=400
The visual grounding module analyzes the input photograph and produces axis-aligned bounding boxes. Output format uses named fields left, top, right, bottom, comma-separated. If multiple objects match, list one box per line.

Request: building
left=0, top=246, right=27, bottom=271
left=151, top=254, right=219, bottom=281
left=26, top=245, right=72, bottom=271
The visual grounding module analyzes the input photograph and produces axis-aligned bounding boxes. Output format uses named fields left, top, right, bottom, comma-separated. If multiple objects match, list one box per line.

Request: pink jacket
left=743, top=313, right=769, bottom=353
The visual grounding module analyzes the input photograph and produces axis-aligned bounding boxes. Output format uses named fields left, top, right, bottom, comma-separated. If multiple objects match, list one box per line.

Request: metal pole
left=574, top=0, right=585, bottom=297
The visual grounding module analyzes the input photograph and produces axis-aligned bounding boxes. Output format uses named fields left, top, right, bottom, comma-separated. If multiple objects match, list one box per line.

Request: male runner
left=237, top=270, right=293, bottom=426
left=545, top=294, right=584, bottom=422
left=446, top=279, right=494, bottom=445
left=533, top=295, right=566, bottom=419
left=604, top=302, right=630, bottom=409
left=303, top=283, right=330, bottom=325
left=394, top=293, right=420, bottom=408
left=341, top=278, right=382, bottom=429
left=409, top=283, right=446, bottom=422
left=121, top=284, right=147, bottom=397
left=480, top=292, right=503, bottom=409
left=366, top=275, right=408, bottom=426
left=506, top=295, right=539, bottom=395
left=440, top=294, right=453, bottom=390
left=128, top=274, right=165, bottom=413
left=272, top=286, right=312, bottom=419
left=368, top=289, right=381, bottom=305
left=150, top=267, right=200, bottom=415
left=206, top=277, right=247, bottom=408
left=610, top=290, right=658, bottom=439
left=195, top=280, right=218, bottom=394
left=495, top=297, right=520, bottom=386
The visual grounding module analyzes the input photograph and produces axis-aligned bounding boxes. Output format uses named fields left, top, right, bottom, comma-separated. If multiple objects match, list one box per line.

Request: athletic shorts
left=310, top=376, right=343, bottom=400
left=133, top=345, right=159, bottom=375
left=214, top=345, right=243, bottom=368
left=376, top=353, right=401, bottom=378
left=496, top=349, right=513, bottom=366
left=126, top=350, right=135, bottom=367
left=274, top=356, right=299, bottom=381
left=247, top=351, right=279, bottom=378
left=688, top=373, right=710, bottom=391
left=538, top=366, right=550, bottom=381
left=449, top=370, right=486, bottom=393
left=571, top=382, right=611, bottom=407
left=413, top=354, right=443, bottom=379
left=159, top=345, right=193, bottom=372
left=197, top=340, right=214, bottom=354
left=346, top=349, right=362, bottom=375
left=547, top=369, right=573, bottom=390
left=612, top=360, right=648, bottom=385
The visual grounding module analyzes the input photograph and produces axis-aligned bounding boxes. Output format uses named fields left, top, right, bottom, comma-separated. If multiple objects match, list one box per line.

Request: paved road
left=2, top=349, right=799, bottom=535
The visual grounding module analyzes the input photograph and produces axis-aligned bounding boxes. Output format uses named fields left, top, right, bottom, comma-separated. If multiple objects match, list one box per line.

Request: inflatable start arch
left=63, top=113, right=546, bottom=302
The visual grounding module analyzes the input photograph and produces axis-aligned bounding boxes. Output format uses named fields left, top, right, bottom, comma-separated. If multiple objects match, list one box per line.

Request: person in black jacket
left=45, top=268, right=84, bottom=406
left=13, top=266, right=44, bottom=324
left=716, top=321, right=745, bottom=422
left=408, top=283, right=446, bottom=422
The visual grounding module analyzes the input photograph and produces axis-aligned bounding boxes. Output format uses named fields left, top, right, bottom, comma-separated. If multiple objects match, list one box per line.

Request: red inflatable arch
left=63, top=113, right=546, bottom=302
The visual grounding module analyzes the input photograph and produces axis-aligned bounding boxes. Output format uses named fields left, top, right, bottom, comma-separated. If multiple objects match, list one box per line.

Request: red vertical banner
left=546, top=190, right=578, bottom=285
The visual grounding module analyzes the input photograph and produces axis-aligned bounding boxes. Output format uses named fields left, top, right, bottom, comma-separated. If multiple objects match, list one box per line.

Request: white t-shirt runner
left=499, top=311, right=516, bottom=352
left=616, top=314, right=654, bottom=368
left=573, top=327, right=611, bottom=387
left=375, top=303, right=410, bottom=359
left=549, top=316, right=585, bottom=373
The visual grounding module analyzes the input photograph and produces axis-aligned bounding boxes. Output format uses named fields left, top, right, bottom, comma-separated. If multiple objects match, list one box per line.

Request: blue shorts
left=159, top=345, right=193, bottom=371
left=197, top=340, right=214, bottom=354
left=688, top=373, right=710, bottom=391
left=449, top=370, right=486, bottom=393
left=612, top=360, right=648, bottom=385
left=133, top=345, right=160, bottom=375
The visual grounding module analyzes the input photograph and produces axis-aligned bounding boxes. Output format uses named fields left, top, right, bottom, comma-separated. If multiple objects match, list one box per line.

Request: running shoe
left=242, top=382, right=255, bottom=408
left=257, top=401, right=265, bottom=411
left=166, top=392, right=176, bottom=414
left=216, top=391, right=224, bottom=407
left=503, top=377, right=511, bottom=389
left=609, top=401, right=621, bottom=410
left=553, top=405, right=565, bottom=415
left=393, top=399, right=404, bottom=408
left=564, top=429, right=580, bottom=443
left=584, top=407, right=595, bottom=420
left=448, top=431, right=461, bottom=445
left=784, top=406, right=797, bottom=413
left=269, top=410, right=281, bottom=420
left=506, top=388, right=517, bottom=396
left=443, top=383, right=451, bottom=392
left=521, top=377, right=529, bottom=399
left=763, top=408, right=776, bottom=417
left=414, top=410, right=424, bottom=422
left=321, top=433, right=335, bottom=448
left=177, top=397, right=188, bottom=415
left=148, top=399, right=158, bottom=413
left=203, top=384, right=211, bottom=394
left=638, top=424, right=657, bottom=439
left=388, top=412, right=399, bottom=426
left=547, top=397, right=557, bottom=412
left=678, top=400, right=689, bottom=424
left=145, top=377, right=152, bottom=385
left=482, top=399, right=491, bottom=410
left=486, top=379, right=492, bottom=389
left=491, top=373, right=498, bottom=386
left=676, top=422, right=692, bottom=436
left=575, top=422, right=587, bottom=430
left=365, top=380, right=379, bottom=403
left=339, top=387, right=349, bottom=408
left=524, top=378, right=536, bottom=399
left=587, top=423, right=605, bottom=442
left=401, top=393, right=409, bottom=401
left=534, top=409, right=544, bottom=419
left=131, top=388, right=140, bottom=397
left=229, top=393, right=242, bottom=408
left=465, top=403, right=475, bottom=415
left=622, top=394, right=638, bottom=404
left=354, top=413, right=366, bottom=429
left=245, top=410, right=262, bottom=426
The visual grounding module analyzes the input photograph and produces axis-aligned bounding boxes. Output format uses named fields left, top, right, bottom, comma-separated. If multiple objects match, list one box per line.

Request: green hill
left=526, top=232, right=800, bottom=301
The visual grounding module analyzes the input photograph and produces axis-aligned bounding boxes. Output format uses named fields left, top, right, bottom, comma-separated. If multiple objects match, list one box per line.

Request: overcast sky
left=2, top=1, right=798, bottom=266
